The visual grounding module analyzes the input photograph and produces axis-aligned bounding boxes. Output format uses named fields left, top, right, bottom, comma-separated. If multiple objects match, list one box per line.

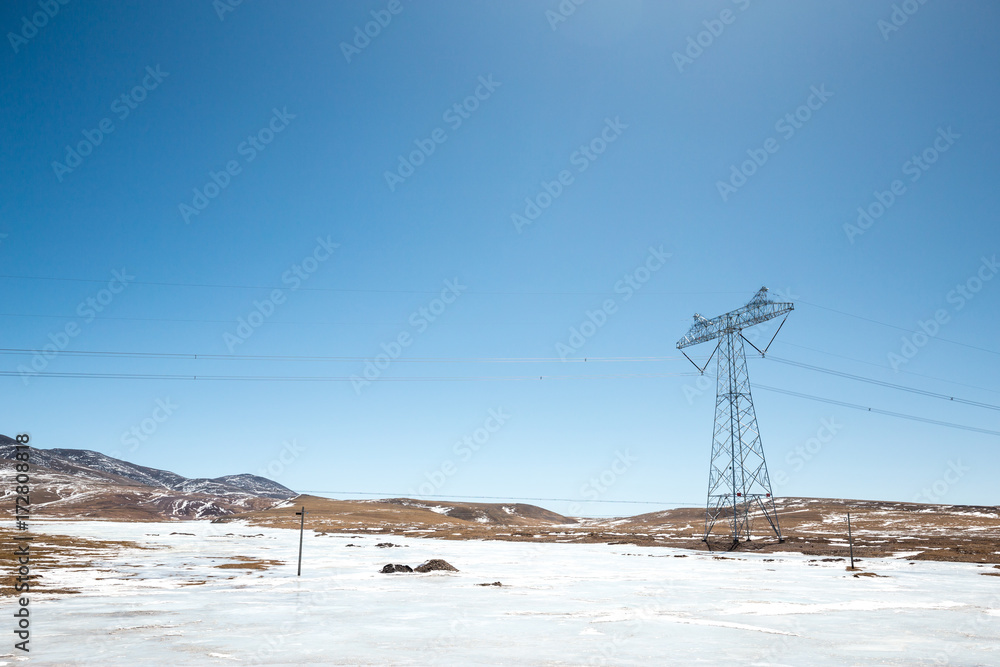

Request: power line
left=3, top=338, right=995, bottom=408
left=0, top=312, right=567, bottom=327
left=775, top=340, right=1000, bottom=397
left=0, top=370, right=696, bottom=381
left=0, top=312, right=427, bottom=326
left=755, top=384, right=1000, bottom=437
left=5, top=359, right=996, bottom=436
left=6, top=339, right=999, bottom=422
left=6, top=338, right=998, bottom=421
left=797, top=300, right=1000, bottom=357
left=0, top=347, right=690, bottom=364
left=767, top=356, right=1000, bottom=412
left=295, top=490, right=702, bottom=507
left=0, top=274, right=742, bottom=297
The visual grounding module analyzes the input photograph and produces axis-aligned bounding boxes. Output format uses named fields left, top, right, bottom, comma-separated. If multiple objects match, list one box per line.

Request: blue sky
left=2, top=0, right=998, bottom=515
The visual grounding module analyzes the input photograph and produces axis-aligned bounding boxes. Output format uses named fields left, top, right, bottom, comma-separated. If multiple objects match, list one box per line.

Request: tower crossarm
left=676, top=287, right=793, bottom=349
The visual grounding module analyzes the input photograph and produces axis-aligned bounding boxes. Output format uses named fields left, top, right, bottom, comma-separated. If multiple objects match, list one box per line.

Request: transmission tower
left=677, top=287, right=792, bottom=549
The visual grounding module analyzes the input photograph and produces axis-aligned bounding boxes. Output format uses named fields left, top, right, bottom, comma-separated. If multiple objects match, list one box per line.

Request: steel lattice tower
left=677, top=287, right=792, bottom=549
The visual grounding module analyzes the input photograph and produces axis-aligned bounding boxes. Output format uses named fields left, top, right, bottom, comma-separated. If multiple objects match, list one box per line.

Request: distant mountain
left=0, top=437, right=294, bottom=499
left=0, top=435, right=296, bottom=520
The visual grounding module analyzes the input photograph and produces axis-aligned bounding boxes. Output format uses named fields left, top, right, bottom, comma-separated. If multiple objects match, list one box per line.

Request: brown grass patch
left=214, top=556, right=282, bottom=571
left=0, top=527, right=149, bottom=597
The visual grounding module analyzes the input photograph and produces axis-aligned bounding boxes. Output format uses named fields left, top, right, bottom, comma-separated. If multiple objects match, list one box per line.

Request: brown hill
left=215, top=495, right=576, bottom=531
left=608, top=497, right=1000, bottom=562
left=222, top=495, right=999, bottom=564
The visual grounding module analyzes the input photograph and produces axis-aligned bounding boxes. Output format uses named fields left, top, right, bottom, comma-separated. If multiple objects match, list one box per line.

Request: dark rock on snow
left=380, top=564, right=413, bottom=573
left=415, top=559, right=458, bottom=573
left=379, top=559, right=458, bottom=573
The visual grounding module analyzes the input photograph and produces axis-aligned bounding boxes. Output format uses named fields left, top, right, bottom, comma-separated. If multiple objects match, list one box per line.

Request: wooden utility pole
left=296, top=507, right=307, bottom=576
left=847, top=511, right=855, bottom=569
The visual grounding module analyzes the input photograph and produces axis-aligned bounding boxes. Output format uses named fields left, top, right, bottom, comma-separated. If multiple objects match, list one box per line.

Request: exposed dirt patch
left=214, top=556, right=282, bottom=571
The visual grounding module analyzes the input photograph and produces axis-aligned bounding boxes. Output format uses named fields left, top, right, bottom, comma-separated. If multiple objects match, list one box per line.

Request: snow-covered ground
left=8, top=520, right=1000, bottom=666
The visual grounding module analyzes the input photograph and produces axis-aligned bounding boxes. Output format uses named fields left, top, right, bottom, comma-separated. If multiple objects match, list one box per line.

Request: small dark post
left=295, top=507, right=307, bottom=576
left=847, top=511, right=855, bottom=569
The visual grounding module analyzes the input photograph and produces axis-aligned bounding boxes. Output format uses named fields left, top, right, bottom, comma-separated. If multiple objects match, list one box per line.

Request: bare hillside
left=225, top=495, right=1000, bottom=564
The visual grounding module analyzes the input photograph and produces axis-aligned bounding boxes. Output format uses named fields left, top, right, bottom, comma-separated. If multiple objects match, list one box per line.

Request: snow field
left=5, top=520, right=999, bottom=666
